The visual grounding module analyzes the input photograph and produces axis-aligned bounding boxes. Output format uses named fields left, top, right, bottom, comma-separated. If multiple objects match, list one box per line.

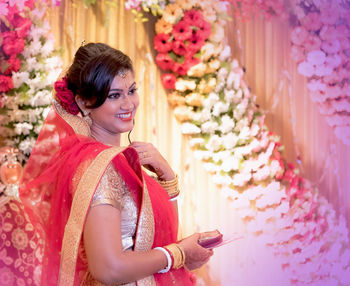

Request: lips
left=116, top=112, right=133, bottom=121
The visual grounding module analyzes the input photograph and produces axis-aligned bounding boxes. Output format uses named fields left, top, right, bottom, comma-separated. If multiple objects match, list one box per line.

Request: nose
left=120, top=94, right=134, bottom=110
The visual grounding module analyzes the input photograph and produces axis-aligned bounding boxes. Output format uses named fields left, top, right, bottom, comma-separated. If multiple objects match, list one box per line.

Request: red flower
left=54, top=77, right=80, bottom=115
left=2, top=31, right=25, bottom=56
left=184, top=9, right=204, bottom=25
left=4, top=56, right=21, bottom=75
left=172, top=57, right=198, bottom=76
left=161, top=73, right=176, bottom=89
left=187, top=32, right=205, bottom=53
left=155, top=53, right=175, bottom=71
left=196, top=20, right=212, bottom=41
left=25, top=0, right=35, bottom=9
left=172, top=20, right=192, bottom=41
left=15, top=18, right=32, bottom=38
left=172, top=40, right=187, bottom=55
left=0, top=75, right=14, bottom=93
left=154, top=33, right=172, bottom=53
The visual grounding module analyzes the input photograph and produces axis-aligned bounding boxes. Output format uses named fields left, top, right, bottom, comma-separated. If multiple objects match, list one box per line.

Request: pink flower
left=303, top=35, right=322, bottom=51
left=0, top=2, right=8, bottom=16
left=290, top=45, right=305, bottom=63
left=300, top=12, right=322, bottom=31
left=25, top=0, right=35, bottom=9
left=321, top=39, right=341, bottom=54
left=307, top=50, right=326, bottom=65
left=319, top=25, right=338, bottom=41
left=320, top=5, right=339, bottom=26
left=172, top=40, right=187, bottom=55
left=3, top=55, right=21, bottom=74
left=340, top=37, right=350, bottom=50
left=309, top=90, right=327, bottom=103
left=155, top=53, right=175, bottom=71
left=291, top=26, right=309, bottom=46
left=325, top=54, right=342, bottom=68
left=297, top=61, right=315, bottom=77
left=172, top=57, right=199, bottom=76
left=0, top=75, right=14, bottom=92
left=161, top=73, right=176, bottom=89
left=2, top=31, right=25, bottom=55
left=172, top=20, right=192, bottom=41
left=183, top=9, right=204, bottom=25
left=154, top=33, right=172, bottom=53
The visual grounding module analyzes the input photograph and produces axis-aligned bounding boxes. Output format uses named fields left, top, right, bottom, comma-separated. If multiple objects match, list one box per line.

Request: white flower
left=18, top=138, right=36, bottom=155
left=201, top=120, right=219, bottom=133
left=175, top=79, right=196, bottom=92
left=29, top=90, right=52, bottom=107
left=189, top=138, right=205, bottom=147
left=41, top=39, right=54, bottom=57
left=219, top=45, right=231, bottom=61
left=15, top=122, right=33, bottom=135
left=252, top=165, right=271, bottom=181
left=203, top=92, right=219, bottom=109
left=212, top=101, right=229, bottom=116
left=232, top=172, right=251, bottom=187
left=222, top=132, right=238, bottom=149
left=203, top=162, right=220, bottom=172
left=226, top=70, right=241, bottom=90
left=201, top=43, right=216, bottom=61
left=181, top=123, right=201, bottom=134
left=219, top=115, right=235, bottom=134
left=205, top=134, right=222, bottom=151
left=187, top=63, right=207, bottom=77
left=314, top=64, right=333, bottom=77
left=238, top=126, right=250, bottom=140
left=221, top=155, right=240, bottom=172
left=209, top=23, right=225, bottom=43
left=307, top=79, right=326, bottom=92
left=211, top=150, right=231, bottom=162
left=217, top=67, right=229, bottom=81
left=12, top=72, right=30, bottom=89
left=192, top=108, right=211, bottom=122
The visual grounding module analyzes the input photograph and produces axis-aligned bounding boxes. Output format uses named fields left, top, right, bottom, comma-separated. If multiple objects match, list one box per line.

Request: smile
left=116, top=112, right=132, bottom=120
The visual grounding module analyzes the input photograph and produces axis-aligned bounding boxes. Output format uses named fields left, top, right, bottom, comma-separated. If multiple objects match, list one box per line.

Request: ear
left=75, top=95, right=90, bottom=115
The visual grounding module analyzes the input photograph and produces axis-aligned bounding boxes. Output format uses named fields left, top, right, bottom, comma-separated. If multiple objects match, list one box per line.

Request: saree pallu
left=19, top=101, right=194, bottom=286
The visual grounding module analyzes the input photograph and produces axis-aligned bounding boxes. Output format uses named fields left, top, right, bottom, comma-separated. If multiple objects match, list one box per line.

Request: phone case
left=198, top=234, right=223, bottom=248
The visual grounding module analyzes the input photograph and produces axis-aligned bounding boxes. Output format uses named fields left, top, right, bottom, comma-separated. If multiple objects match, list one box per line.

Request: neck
left=90, top=123, right=121, bottom=147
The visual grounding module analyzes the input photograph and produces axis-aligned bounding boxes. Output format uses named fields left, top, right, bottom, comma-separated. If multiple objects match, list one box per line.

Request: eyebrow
left=109, top=82, right=136, bottom=93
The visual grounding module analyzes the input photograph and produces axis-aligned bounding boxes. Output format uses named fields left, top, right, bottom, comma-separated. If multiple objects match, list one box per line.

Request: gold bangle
left=155, top=175, right=180, bottom=198
left=164, top=243, right=185, bottom=269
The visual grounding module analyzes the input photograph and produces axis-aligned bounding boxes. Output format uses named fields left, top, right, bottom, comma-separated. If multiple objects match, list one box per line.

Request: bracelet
left=156, top=175, right=180, bottom=199
left=154, top=247, right=172, bottom=273
left=164, top=243, right=186, bottom=269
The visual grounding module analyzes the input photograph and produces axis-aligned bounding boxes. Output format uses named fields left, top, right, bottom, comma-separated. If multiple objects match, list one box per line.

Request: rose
left=153, top=33, right=172, bottom=53
left=172, top=40, right=187, bottom=55
left=187, top=32, right=205, bottom=54
left=0, top=75, right=14, bottom=92
left=161, top=73, right=176, bottom=89
left=54, top=77, right=80, bottom=115
left=183, top=9, right=204, bottom=25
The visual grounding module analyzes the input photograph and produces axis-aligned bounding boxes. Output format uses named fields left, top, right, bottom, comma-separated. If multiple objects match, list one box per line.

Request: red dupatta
left=19, top=101, right=194, bottom=286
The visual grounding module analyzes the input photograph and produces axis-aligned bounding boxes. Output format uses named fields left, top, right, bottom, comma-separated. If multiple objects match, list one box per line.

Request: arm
left=83, top=204, right=168, bottom=285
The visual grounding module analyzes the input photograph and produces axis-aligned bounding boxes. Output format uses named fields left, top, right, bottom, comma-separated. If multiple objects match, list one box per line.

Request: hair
left=66, top=43, right=133, bottom=109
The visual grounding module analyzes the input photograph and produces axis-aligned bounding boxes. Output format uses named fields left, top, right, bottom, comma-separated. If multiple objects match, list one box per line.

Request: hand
left=130, top=142, right=175, bottom=180
left=178, top=232, right=214, bottom=271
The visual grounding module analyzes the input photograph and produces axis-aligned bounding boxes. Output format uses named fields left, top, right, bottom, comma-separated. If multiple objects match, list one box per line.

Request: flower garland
left=290, top=0, right=350, bottom=146
left=0, top=0, right=62, bottom=160
left=126, top=0, right=350, bottom=285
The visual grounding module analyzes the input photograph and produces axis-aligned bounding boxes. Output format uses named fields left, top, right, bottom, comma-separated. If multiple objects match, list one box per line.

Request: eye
left=108, top=93, right=121, bottom=99
left=128, top=87, right=138, bottom=95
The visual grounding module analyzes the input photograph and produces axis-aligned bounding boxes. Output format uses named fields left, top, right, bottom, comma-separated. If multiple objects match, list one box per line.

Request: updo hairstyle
left=66, top=43, right=133, bottom=109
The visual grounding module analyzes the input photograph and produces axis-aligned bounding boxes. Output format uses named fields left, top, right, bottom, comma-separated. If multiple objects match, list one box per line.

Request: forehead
left=110, top=70, right=135, bottom=90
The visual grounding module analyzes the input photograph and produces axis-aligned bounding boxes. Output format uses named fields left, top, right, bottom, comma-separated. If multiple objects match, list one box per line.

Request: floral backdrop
left=0, top=0, right=349, bottom=285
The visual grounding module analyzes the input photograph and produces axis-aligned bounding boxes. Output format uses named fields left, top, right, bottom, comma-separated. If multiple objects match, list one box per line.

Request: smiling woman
left=19, top=42, right=218, bottom=286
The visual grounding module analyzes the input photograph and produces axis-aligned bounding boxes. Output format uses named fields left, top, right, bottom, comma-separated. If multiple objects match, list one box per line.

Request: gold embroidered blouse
left=90, top=163, right=138, bottom=251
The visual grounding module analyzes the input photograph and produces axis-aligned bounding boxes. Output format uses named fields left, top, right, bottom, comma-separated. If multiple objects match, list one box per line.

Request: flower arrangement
left=0, top=0, right=62, bottom=160
left=125, top=0, right=350, bottom=284
left=290, top=0, right=350, bottom=145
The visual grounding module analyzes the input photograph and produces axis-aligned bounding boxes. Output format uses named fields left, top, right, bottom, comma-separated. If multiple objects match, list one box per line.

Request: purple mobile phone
left=198, top=233, right=223, bottom=248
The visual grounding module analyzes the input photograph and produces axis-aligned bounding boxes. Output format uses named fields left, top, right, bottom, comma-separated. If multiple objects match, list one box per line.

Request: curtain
left=46, top=1, right=350, bottom=285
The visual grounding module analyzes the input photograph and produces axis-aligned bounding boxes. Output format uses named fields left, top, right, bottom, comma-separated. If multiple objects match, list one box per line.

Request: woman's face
left=89, top=70, right=139, bottom=136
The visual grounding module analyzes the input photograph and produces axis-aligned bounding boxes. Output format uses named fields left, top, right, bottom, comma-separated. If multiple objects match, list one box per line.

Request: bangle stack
left=156, top=175, right=180, bottom=199
left=154, top=243, right=186, bottom=274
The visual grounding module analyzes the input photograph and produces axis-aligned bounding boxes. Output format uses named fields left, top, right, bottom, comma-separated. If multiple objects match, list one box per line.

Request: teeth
left=117, top=112, right=131, bottom=118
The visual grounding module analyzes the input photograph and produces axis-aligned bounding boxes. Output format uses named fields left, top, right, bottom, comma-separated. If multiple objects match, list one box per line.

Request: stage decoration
left=125, top=0, right=350, bottom=285
left=290, top=0, right=350, bottom=145
left=0, top=0, right=62, bottom=161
